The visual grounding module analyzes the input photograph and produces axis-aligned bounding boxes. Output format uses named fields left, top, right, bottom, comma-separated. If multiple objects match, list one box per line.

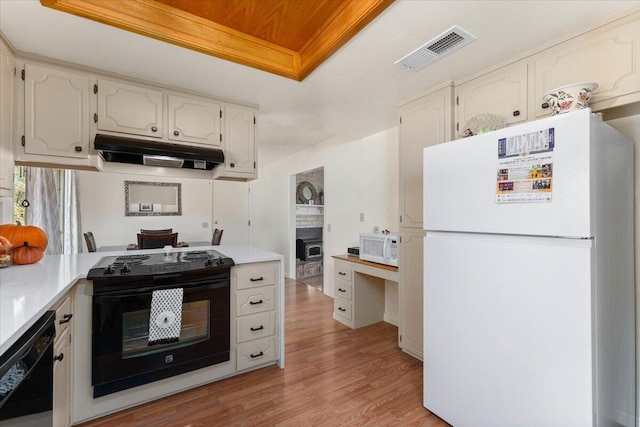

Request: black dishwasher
left=0, top=311, right=55, bottom=426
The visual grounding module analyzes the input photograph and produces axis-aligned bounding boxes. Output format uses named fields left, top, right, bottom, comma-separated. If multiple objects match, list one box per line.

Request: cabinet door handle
left=338, top=272, right=346, bottom=276
left=512, top=110, right=520, bottom=117
left=250, top=351, right=264, bottom=359
left=249, top=299, right=263, bottom=305
left=250, top=325, right=264, bottom=332
left=173, top=130, right=179, bottom=136
left=230, top=162, right=235, bottom=168
left=151, top=126, right=158, bottom=132
left=541, top=102, right=550, bottom=109
left=54, top=353, right=64, bottom=362
left=338, top=307, right=346, bottom=312
left=59, top=313, right=73, bottom=324
left=338, top=288, right=346, bottom=293
left=250, top=277, right=264, bottom=282
left=75, top=146, right=83, bottom=152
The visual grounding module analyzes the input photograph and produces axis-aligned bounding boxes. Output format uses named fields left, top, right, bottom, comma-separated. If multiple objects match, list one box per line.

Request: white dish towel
left=148, top=288, right=183, bottom=346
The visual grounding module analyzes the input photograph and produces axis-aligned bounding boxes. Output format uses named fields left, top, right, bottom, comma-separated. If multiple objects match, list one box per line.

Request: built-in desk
left=331, top=254, right=398, bottom=329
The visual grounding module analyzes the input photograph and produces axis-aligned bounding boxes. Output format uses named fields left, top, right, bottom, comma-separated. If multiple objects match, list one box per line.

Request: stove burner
left=111, top=254, right=151, bottom=266
left=182, top=251, right=212, bottom=260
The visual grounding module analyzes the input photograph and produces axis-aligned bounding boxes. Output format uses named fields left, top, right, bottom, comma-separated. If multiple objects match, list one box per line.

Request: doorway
left=294, top=167, right=324, bottom=292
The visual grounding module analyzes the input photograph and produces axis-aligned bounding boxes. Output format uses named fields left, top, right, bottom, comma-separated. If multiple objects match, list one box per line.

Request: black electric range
left=87, top=250, right=235, bottom=294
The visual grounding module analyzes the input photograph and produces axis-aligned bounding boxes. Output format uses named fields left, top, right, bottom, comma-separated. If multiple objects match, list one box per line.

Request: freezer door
left=423, top=232, right=593, bottom=427
left=424, top=109, right=593, bottom=237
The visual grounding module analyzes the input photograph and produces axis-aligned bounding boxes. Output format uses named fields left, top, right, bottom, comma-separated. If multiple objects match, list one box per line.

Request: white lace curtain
left=25, top=168, right=82, bottom=254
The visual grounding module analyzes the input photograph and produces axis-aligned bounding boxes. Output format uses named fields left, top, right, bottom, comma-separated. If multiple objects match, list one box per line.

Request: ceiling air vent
left=395, top=26, right=476, bottom=72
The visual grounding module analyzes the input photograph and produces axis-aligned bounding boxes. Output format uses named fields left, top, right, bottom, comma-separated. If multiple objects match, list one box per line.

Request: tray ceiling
left=40, top=0, right=394, bottom=81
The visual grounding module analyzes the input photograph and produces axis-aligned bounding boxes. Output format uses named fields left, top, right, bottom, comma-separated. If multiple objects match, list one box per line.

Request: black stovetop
left=87, top=250, right=234, bottom=280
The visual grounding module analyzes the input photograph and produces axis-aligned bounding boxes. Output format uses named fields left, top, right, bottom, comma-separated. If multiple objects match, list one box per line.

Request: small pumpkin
left=0, top=235, right=12, bottom=254
left=12, top=242, right=45, bottom=265
left=0, top=224, right=48, bottom=250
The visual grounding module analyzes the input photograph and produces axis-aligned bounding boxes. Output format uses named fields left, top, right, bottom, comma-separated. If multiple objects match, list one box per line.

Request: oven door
left=92, top=279, right=230, bottom=397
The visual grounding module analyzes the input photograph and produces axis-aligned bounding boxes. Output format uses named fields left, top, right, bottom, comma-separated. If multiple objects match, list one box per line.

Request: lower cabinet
left=233, top=261, right=278, bottom=370
left=333, top=259, right=385, bottom=329
left=52, top=293, right=73, bottom=427
left=398, top=228, right=425, bottom=360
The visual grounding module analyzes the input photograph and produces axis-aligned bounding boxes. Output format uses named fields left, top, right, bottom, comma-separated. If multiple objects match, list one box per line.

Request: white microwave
left=359, top=233, right=399, bottom=267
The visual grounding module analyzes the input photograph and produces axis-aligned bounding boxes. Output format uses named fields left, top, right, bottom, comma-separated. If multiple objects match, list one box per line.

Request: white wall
left=250, top=127, right=399, bottom=297
left=78, top=170, right=214, bottom=249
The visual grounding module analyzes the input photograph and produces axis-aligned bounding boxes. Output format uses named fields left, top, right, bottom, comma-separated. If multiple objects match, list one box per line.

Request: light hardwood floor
left=79, top=279, right=451, bottom=426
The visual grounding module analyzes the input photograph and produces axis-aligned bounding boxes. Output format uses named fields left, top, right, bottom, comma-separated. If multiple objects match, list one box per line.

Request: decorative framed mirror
left=296, top=181, right=317, bottom=204
left=125, top=181, right=182, bottom=216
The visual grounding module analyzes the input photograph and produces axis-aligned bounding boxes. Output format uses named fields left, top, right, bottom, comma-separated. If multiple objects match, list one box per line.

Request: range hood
left=95, top=134, right=224, bottom=170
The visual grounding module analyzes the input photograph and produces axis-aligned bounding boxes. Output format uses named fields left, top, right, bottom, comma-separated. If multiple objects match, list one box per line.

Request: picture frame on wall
left=140, top=203, right=153, bottom=212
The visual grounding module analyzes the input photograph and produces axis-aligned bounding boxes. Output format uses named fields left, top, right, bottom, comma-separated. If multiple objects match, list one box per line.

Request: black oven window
left=122, top=300, right=211, bottom=359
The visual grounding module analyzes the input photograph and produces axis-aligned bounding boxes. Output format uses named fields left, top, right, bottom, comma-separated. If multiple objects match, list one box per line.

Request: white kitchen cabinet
left=167, top=93, right=221, bottom=147
left=52, top=293, right=73, bottom=427
left=0, top=38, right=15, bottom=194
left=398, top=229, right=425, bottom=361
left=23, top=63, right=90, bottom=159
left=533, top=15, right=640, bottom=117
left=96, top=78, right=163, bottom=138
left=332, top=259, right=386, bottom=329
left=399, top=84, right=452, bottom=229
left=233, top=261, right=278, bottom=370
left=215, top=105, right=257, bottom=180
left=455, top=62, right=528, bottom=134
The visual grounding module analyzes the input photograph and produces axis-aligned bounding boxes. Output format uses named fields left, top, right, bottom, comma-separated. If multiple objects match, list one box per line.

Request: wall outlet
left=360, top=213, right=365, bottom=222
left=202, top=222, right=208, bottom=228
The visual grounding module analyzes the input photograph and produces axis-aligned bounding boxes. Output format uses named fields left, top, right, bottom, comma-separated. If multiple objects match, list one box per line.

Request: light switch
left=360, top=213, right=365, bottom=222
left=202, top=222, right=208, bottom=228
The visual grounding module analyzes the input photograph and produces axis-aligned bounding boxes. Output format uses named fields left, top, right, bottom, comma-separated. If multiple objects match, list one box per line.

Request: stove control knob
left=204, top=259, right=213, bottom=267
left=105, top=264, right=115, bottom=275
left=121, top=263, right=131, bottom=274
left=216, top=256, right=224, bottom=265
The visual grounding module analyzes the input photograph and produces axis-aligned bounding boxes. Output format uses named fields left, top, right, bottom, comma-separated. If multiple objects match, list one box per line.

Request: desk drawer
left=237, top=311, right=275, bottom=343
left=237, top=336, right=276, bottom=371
left=334, top=297, right=352, bottom=321
left=236, top=286, right=275, bottom=316
left=335, top=279, right=352, bottom=301
left=334, top=262, right=353, bottom=282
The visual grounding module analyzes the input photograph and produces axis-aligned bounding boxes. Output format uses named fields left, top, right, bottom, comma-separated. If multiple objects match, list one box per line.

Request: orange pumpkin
left=0, top=224, right=48, bottom=250
left=12, top=243, right=44, bottom=265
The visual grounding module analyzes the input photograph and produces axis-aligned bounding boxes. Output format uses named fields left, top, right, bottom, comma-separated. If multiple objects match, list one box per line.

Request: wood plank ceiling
left=40, top=0, right=395, bottom=81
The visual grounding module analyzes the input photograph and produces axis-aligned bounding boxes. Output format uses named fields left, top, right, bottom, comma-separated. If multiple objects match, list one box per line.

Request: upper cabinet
left=532, top=16, right=640, bottom=117
left=0, top=39, right=15, bottom=194
left=167, top=94, right=221, bottom=147
left=399, top=84, right=453, bottom=229
left=23, top=63, right=91, bottom=159
left=215, top=105, right=257, bottom=180
left=455, top=62, right=528, bottom=136
left=96, top=78, right=163, bottom=138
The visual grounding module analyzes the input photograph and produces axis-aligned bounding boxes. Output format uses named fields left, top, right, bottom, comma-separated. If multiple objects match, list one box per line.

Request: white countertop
left=0, top=244, right=283, bottom=356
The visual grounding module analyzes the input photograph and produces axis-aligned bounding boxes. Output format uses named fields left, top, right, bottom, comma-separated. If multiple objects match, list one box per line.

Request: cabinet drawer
left=237, top=336, right=276, bottom=371
left=236, top=311, right=275, bottom=344
left=54, top=295, right=73, bottom=338
left=335, top=279, right=353, bottom=301
left=334, top=262, right=353, bottom=282
left=235, top=262, right=277, bottom=290
left=334, top=298, right=352, bottom=321
left=236, top=286, right=275, bottom=316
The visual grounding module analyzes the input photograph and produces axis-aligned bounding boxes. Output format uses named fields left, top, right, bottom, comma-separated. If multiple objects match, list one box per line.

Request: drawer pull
left=249, top=299, right=264, bottom=305
left=338, top=288, right=346, bottom=293
left=338, top=272, right=346, bottom=276
left=250, top=277, right=264, bottom=282
left=59, top=314, right=73, bottom=325
left=250, top=325, right=264, bottom=332
left=54, top=353, right=64, bottom=362
left=338, top=307, right=346, bottom=312
left=250, top=351, right=264, bottom=359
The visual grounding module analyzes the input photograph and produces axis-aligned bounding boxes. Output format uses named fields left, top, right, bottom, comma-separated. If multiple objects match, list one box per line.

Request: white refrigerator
left=422, top=109, right=636, bottom=427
